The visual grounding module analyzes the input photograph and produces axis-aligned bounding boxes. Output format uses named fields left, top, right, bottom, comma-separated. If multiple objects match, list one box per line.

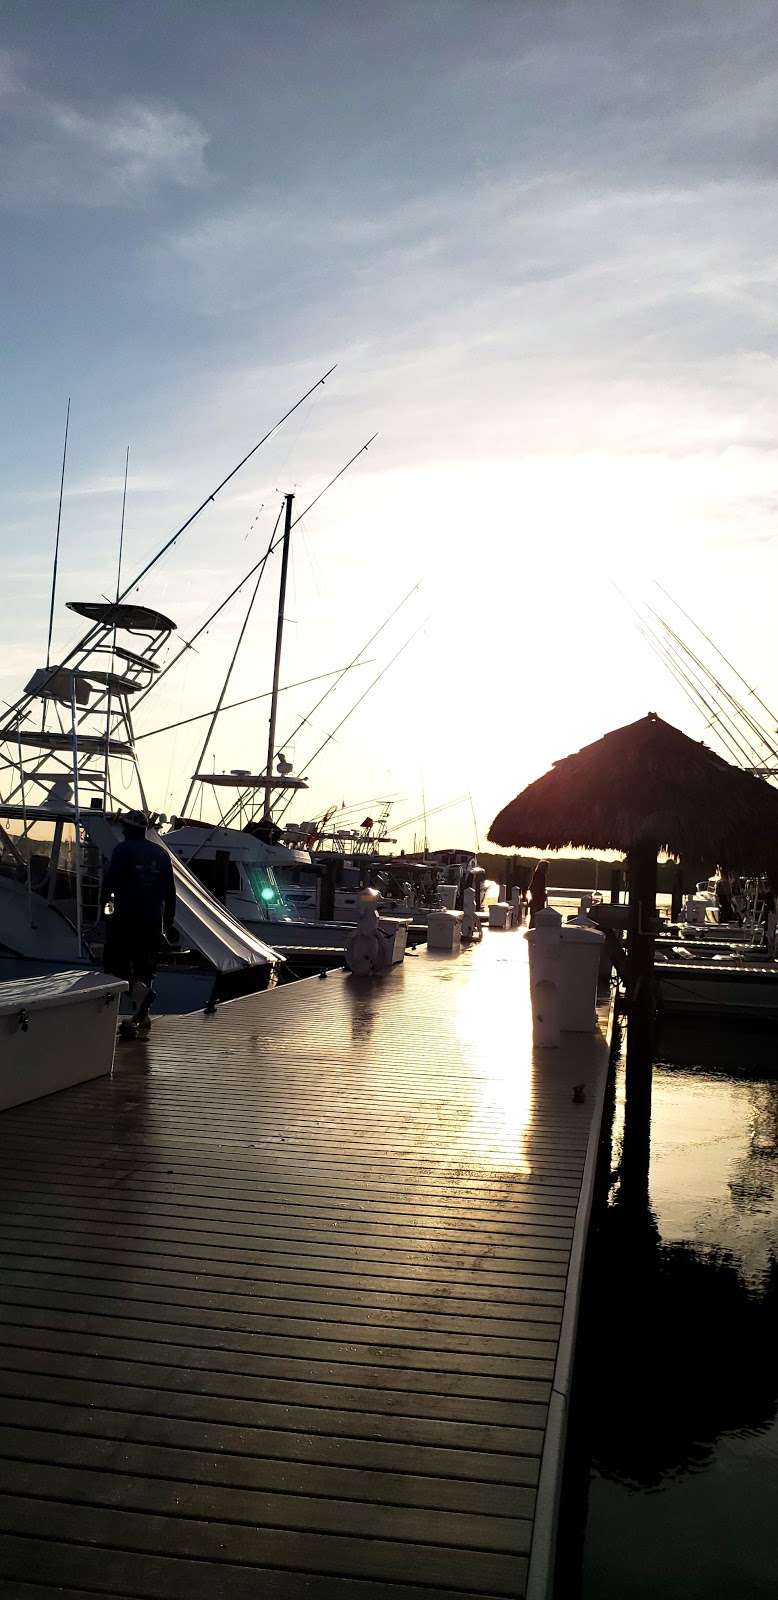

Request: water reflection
left=452, top=940, right=534, bottom=1173
left=577, top=1049, right=778, bottom=1599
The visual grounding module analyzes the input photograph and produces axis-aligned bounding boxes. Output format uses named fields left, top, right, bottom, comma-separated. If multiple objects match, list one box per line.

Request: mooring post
left=609, top=866, right=622, bottom=904
left=622, top=841, right=658, bottom=1203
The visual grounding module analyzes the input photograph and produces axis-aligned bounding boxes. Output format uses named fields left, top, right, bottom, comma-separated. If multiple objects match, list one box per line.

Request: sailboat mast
left=263, top=491, right=294, bottom=819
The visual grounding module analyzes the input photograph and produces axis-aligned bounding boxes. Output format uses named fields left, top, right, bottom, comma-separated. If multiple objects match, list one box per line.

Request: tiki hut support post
left=670, top=862, right=684, bottom=923
left=622, top=840, right=658, bottom=1206
left=609, top=866, right=622, bottom=905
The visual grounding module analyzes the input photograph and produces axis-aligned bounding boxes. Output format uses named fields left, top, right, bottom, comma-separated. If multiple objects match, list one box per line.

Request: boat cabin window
left=189, top=858, right=241, bottom=894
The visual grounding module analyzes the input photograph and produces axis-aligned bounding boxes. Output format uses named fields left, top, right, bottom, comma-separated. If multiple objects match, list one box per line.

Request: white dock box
left=559, top=924, right=605, bottom=1030
left=0, top=970, right=127, bottom=1111
left=427, top=909, right=464, bottom=952
left=489, top=901, right=512, bottom=930
left=377, top=917, right=411, bottom=964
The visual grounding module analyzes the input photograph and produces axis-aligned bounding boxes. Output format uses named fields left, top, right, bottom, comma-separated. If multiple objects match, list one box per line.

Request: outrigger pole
left=0, top=366, right=337, bottom=738
left=119, top=367, right=336, bottom=602
left=45, top=398, right=71, bottom=672
left=130, top=433, right=378, bottom=716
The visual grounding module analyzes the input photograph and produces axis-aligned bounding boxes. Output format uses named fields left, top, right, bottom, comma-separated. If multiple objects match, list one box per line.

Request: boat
left=655, top=949, right=778, bottom=1018
left=163, top=816, right=361, bottom=964
left=0, top=594, right=281, bottom=1013
left=162, top=494, right=436, bottom=956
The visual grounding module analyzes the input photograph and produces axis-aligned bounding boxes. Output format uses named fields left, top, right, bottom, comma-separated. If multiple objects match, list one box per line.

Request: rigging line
left=629, top=598, right=757, bottom=767
left=134, top=662, right=373, bottom=741
left=45, top=397, right=71, bottom=671
left=129, top=432, right=378, bottom=717
left=272, top=580, right=421, bottom=768
left=643, top=607, right=765, bottom=763
left=272, top=616, right=430, bottom=827
left=647, top=595, right=772, bottom=746
left=391, top=795, right=470, bottom=834
left=469, top=792, right=481, bottom=854
left=648, top=603, right=778, bottom=761
left=654, top=580, right=778, bottom=728
left=634, top=613, right=752, bottom=768
left=118, top=364, right=337, bottom=601
left=609, top=581, right=752, bottom=766
left=180, top=503, right=285, bottom=818
left=199, top=556, right=413, bottom=842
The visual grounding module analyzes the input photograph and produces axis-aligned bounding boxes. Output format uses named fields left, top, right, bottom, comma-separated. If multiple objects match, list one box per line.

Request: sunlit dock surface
left=0, top=933, right=609, bottom=1599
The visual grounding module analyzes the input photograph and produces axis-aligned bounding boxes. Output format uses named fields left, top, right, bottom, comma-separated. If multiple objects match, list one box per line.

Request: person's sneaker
left=137, top=1015, right=151, bottom=1036
left=118, top=1019, right=139, bottom=1041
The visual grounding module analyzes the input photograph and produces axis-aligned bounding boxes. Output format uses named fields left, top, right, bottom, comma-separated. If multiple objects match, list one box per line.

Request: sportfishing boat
left=164, top=814, right=361, bottom=958
left=163, top=488, right=435, bottom=954
left=0, top=597, right=280, bottom=1012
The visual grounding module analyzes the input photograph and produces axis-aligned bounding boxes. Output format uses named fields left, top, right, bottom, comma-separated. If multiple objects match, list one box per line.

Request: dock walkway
left=0, top=932, right=609, bottom=1599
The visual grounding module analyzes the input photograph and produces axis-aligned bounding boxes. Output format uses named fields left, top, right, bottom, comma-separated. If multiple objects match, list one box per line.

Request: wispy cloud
left=0, top=50, right=210, bottom=207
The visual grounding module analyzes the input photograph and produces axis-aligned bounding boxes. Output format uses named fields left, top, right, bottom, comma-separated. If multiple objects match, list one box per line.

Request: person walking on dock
left=103, top=810, right=176, bottom=1036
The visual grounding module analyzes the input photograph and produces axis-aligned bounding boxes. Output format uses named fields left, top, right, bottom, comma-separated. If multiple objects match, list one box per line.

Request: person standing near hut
left=716, top=869, right=737, bottom=925
left=528, top=859, right=548, bottom=926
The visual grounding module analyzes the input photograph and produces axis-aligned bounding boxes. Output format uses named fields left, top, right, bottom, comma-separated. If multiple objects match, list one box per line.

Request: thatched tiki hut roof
left=488, top=713, right=778, bottom=869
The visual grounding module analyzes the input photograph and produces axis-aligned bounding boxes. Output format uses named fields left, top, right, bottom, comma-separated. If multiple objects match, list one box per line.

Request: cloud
left=0, top=52, right=210, bottom=207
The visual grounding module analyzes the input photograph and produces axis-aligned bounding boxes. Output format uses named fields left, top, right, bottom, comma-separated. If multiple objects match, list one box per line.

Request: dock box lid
left=0, top=970, right=127, bottom=1016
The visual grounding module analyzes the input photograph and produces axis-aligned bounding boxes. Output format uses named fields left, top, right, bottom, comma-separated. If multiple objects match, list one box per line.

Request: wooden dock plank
left=0, top=935, right=608, bottom=1596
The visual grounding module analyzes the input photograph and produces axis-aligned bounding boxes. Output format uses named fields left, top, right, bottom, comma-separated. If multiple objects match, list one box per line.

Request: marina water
left=577, top=1033, right=778, bottom=1597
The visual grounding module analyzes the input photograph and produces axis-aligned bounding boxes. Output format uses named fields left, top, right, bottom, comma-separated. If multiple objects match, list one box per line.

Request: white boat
left=164, top=820, right=359, bottom=954
left=0, top=597, right=281, bottom=1011
left=656, top=951, right=778, bottom=1017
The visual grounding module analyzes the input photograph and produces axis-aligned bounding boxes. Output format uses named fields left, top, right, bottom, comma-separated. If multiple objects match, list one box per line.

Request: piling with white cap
left=525, top=907, right=562, bottom=1046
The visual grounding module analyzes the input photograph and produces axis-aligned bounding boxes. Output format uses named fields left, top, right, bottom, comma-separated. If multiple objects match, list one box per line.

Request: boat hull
left=657, top=960, right=778, bottom=1018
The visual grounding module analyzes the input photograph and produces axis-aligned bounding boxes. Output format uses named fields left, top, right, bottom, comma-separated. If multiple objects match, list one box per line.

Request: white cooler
left=489, top=902, right=512, bottom=930
left=0, top=970, right=127, bottom=1111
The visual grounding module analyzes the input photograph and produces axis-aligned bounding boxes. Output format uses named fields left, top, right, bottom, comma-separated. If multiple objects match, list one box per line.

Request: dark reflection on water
left=572, top=1047, right=778, bottom=1600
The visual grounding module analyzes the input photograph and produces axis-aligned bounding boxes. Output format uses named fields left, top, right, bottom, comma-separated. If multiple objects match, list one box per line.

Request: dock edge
left=524, top=999, right=615, bottom=1600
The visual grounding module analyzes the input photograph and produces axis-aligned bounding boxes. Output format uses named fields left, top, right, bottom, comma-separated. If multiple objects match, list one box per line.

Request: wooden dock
left=0, top=931, right=609, bottom=1599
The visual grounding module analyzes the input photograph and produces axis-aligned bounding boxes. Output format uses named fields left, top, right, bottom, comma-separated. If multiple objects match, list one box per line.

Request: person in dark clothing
left=103, top=810, right=176, bottom=1028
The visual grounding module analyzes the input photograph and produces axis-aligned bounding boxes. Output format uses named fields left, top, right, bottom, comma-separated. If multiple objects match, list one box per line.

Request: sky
left=2, top=0, right=778, bottom=852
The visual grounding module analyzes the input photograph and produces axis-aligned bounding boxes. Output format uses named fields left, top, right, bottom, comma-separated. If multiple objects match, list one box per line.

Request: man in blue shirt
left=103, top=810, right=176, bottom=1032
